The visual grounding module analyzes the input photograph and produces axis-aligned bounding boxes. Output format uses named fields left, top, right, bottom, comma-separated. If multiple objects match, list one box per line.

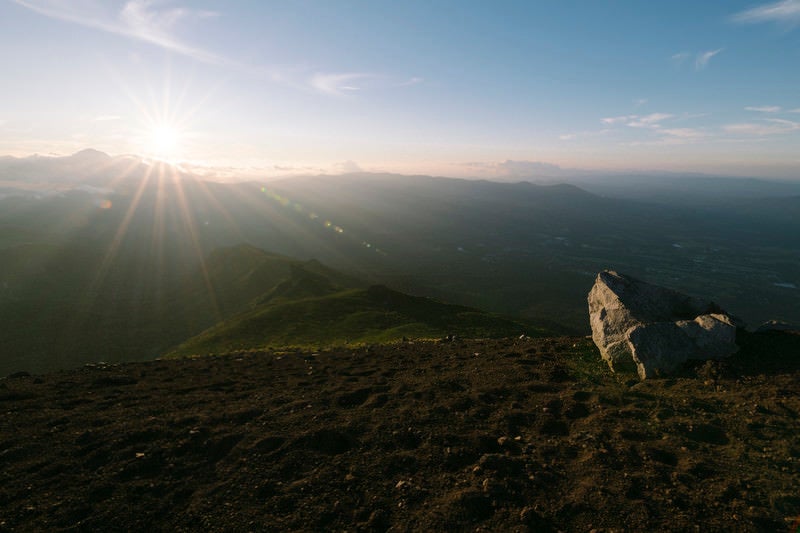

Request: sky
left=1, top=0, right=799, bottom=179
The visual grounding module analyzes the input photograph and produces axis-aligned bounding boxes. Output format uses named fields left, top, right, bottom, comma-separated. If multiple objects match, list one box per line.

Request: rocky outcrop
left=588, top=271, right=739, bottom=379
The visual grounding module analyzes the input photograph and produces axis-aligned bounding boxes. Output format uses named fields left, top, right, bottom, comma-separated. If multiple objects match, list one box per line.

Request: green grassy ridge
left=167, top=285, right=551, bottom=358
left=178, top=244, right=359, bottom=317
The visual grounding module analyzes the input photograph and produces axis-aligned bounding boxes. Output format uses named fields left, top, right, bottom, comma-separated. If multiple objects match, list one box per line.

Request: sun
left=147, top=123, right=182, bottom=160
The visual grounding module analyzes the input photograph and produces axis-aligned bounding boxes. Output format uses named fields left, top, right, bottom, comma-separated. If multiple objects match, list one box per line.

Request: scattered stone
left=588, top=270, right=740, bottom=379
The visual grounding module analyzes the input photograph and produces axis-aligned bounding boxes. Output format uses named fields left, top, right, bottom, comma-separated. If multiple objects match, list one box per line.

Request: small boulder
left=588, top=271, right=740, bottom=379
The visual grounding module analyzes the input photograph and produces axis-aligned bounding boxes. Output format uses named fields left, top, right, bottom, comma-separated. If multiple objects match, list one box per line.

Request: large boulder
left=588, top=271, right=739, bottom=379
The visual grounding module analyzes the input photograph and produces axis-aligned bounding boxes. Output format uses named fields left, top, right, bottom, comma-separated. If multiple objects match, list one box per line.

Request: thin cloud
left=602, top=115, right=635, bottom=125
left=13, top=1, right=421, bottom=99
left=398, top=77, right=424, bottom=87
left=12, top=0, right=226, bottom=64
left=745, top=105, right=782, bottom=112
left=671, top=52, right=690, bottom=66
left=309, top=73, right=375, bottom=96
left=308, top=73, right=419, bottom=96
left=695, top=48, right=724, bottom=70
left=724, top=118, right=800, bottom=136
left=602, top=113, right=673, bottom=129
left=558, top=129, right=611, bottom=141
left=731, top=0, right=800, bottom=27
left=767, top=117, right=800, bottom=128
left=633, top=98, right=648, bottom=108
left=627, top=112, right=674, bottom=128
left=660, top=128, right=708, bottom=139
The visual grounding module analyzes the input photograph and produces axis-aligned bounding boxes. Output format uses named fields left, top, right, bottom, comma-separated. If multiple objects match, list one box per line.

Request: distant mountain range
left=2, top=149, right=799, bottom=203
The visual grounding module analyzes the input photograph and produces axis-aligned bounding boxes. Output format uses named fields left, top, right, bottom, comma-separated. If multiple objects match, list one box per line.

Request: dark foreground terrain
left=1, top=333, right=799, bottom=532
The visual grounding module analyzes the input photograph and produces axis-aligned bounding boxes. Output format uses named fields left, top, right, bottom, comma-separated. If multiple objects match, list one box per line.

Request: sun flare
left=148, top=123, right=182, bottom=160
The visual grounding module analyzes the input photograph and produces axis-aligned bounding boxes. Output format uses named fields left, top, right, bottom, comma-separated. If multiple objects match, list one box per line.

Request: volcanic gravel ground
left=1, top=334, right=799, bottom=532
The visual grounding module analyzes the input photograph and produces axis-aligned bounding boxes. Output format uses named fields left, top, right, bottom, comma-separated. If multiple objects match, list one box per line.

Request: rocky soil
left=1, top=332, right=799, bottom=532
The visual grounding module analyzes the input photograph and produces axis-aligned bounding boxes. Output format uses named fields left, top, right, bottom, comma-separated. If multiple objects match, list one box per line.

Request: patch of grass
left=562, top=338, right=610, bottom=384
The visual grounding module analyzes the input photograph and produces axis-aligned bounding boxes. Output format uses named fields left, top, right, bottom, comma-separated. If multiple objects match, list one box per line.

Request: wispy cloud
left=695, top=48, right=724, bottom=70
left=601, top=115, right=634, bottom=125
left=596, top=110, right=716, bottom=145
left=627, top=112, right=674, bottom=128
left=731, top=0, right=800, bottom=27
left=558, top=128, right=611, bottom=141
left=744, top=105, right=782, bottom=113
left=13, top=1, right=422, bottom=99
left=625, top=124, right=711, bottom=146
left=672, top=49, right=724, bottom=70
left=671, top=52, right=690, bottom=67
left=12, top=0, right=226, bottom=64
left=660, top=128, right=708, bottom=139
left=602, top=113, right=673, bottom=129
left=309, top=73, right=375, bottom=96
left=308, top=73, right=422, bottom=96
left=724, top=118, right=800, bottom=136
left=398, top=77, right=424, bottom=87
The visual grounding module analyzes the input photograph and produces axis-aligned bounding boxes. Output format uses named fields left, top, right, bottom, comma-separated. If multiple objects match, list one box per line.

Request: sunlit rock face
left=588, top=270, right=739, bottom=379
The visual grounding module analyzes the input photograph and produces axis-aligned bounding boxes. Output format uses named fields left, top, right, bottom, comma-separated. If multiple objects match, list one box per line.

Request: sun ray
left=61, top=162, right=157, bottom=351
left=171, top=167, right=223, bottom=324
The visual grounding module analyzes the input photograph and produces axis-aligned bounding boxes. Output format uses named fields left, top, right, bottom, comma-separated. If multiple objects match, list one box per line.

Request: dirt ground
left=1, top=333, right=799, bottom=532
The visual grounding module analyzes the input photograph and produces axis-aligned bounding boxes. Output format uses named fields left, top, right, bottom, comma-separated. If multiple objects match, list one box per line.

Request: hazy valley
left=0, top=151, right=797, bottom=374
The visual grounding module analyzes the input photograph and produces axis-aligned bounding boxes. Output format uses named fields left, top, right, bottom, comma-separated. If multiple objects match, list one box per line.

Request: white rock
left=588, top=271, right=740, bottom=379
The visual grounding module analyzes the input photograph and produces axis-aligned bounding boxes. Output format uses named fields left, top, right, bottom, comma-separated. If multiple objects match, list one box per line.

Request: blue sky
left=1, top=0, right=799, bottom=178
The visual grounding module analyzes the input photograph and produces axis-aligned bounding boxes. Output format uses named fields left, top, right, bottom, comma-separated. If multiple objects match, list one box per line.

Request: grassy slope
left=167, top=284, right=553, bottom=357
left=0, top=240, right=364, bottom=374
